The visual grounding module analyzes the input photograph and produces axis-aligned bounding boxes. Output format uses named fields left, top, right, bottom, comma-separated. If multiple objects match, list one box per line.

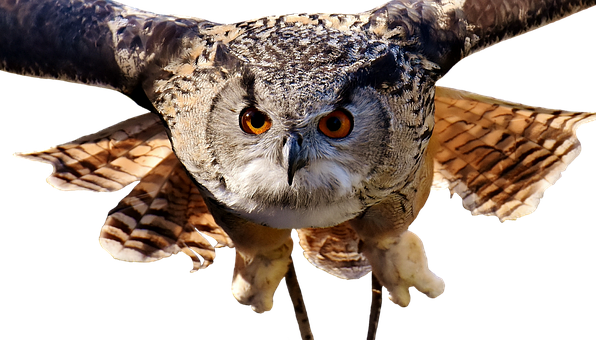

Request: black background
left=0, top=0, right=596, bottom=340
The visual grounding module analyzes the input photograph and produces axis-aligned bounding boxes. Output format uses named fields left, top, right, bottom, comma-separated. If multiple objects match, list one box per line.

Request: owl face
left=154, top=23, right=437, bottom=229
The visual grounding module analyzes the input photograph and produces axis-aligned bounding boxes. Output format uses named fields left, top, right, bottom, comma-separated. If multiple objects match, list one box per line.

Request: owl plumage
left=2, top=1, right=586, bottom=338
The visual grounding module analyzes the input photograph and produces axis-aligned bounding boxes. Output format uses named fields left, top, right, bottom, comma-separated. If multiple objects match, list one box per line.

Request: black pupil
left=326, top=116, right=342, bottom=131
left=250, top=111, right=265, bottom=129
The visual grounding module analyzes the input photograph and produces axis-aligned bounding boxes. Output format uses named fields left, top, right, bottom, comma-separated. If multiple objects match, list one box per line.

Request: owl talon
left=363, top=230, right=444, bottom=307
left=232, top=269, right=273, bottom=313
left=231, top=238, right=293, bottom=313
left=389, top=283, right=411, bottom=307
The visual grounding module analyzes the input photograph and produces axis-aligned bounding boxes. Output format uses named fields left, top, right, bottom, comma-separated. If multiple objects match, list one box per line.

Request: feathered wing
left=21, top=113, right=233, bottom=272
left=366, top=0, right=596, bottom=74
left=432, top=86, right=596, bottom=221
left=20, top=114, right=171, bottom=192
left=100, top=152, right=233, bottom=272
left=0, top=0, right=214, bottom=110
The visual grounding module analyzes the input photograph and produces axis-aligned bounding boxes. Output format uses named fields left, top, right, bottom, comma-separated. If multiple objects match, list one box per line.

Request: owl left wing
left=432, top=86, right=596, bottom=221
left=22, top=113, right=233, bottom=272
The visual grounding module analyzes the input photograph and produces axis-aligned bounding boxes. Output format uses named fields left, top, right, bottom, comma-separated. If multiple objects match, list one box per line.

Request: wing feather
left=0, top=0, right=213, bottom=108
left=100, top=152, right=233, bottom=272
left=367, top=0, right=596, bottom=74
left=20, top=113, right=170, bottom=192
left=21, top=112, right=233, bottom=272
left=433, top=86, right=596, bottom=221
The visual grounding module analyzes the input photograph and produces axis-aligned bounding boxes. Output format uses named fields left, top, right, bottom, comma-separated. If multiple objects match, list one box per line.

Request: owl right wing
left=100, top=151, right=233, bottom=272
left=0, top=0, right=215, bottom=111
left=432, top=86, right=596, bottom=221
left=21, top=113, right=233, bottom=272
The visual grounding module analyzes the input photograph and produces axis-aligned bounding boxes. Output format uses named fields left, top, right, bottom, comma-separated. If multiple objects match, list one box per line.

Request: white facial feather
left=207, top=153, right=366, bottom=229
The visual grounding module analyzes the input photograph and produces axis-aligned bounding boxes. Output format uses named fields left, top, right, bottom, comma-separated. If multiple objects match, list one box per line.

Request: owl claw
left=231, top=238, right=293, bottom=313
left=389, top=283, right=411, bottom=307
left=232, top=270, right=274, bottom=313
left=364, top=230, right=444, bottom=307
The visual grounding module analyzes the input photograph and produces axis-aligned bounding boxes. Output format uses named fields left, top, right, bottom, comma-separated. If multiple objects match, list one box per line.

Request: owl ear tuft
left=211, top=42, right=243, bottom=75
left=346, top=50, right=402, bottom=92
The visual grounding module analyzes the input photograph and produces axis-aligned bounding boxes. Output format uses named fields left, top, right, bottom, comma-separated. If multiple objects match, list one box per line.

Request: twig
left=366, top=273, right=383, bottom=340
left=286, top=261, right=315, bottom=340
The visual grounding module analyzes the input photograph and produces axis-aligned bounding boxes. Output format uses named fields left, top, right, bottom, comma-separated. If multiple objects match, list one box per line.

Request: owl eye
left=318, top=109, right=353, bottom=139
left=240, top=107, right=272, bottom=135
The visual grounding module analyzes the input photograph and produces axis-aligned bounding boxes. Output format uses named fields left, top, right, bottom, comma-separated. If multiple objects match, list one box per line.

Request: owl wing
left=20, top=114, right=170, bottom=192
left=22, top=113, right=233, bottom=272
left=366, top=0, right=595, bottom=74
left=0, top=0, right=215, bottom=110
left=432, top=86, right=596, bottom=221
left=100, top=151, right=233, bottom=272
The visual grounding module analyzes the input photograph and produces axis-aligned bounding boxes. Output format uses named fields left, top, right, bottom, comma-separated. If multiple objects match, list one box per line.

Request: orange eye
left=318, top=109, right=353, bottom=139
left=240, top=107, right=272, bottom=135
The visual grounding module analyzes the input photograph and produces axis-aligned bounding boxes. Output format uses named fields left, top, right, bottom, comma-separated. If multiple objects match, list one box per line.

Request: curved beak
left=285, top=133, right=307, bottom=186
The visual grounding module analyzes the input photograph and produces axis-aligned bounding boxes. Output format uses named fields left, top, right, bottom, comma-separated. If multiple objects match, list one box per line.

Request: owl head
left=148, top=17, right=438, bottom=230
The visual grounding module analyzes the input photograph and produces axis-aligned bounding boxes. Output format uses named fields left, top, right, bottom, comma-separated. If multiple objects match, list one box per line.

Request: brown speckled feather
left=20, top=114, right=170, bottom=192
left=297, top=223, right=371, bottom=280
left=100, top=151, right=233, bottom=272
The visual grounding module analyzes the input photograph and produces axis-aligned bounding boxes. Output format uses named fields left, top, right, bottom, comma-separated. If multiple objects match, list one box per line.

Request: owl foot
left=364, top=230, right=444, bottom=307
left=231, top=237, right=293, bottom=313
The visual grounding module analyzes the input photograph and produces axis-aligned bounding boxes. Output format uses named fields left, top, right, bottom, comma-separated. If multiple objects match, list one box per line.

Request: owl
left=2, top=0, right=596, bottom=339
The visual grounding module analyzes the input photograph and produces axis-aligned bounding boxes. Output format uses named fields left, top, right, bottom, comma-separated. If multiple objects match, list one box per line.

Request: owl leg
left=352, top=210, right=447, bottom=308
left=356, top=227, right=444, bottom=307
left=349, top=138, right=447, bottom=307
left=350, top=141, right=444, bottom=307
left=226, top=223, right=293, bottom=313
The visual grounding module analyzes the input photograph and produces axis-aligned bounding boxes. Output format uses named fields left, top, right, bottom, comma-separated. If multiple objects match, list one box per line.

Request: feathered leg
left=349, top=138, right=444, bottom=307
left=224, top=221, right=293, bottom=313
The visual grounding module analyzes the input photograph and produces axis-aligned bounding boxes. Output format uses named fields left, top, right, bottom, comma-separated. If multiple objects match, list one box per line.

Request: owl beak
left=286, top=133, right=307, bottom=186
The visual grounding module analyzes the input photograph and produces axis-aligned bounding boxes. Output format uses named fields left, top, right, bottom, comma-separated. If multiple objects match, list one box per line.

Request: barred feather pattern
left=21, top=113, right=233, bottom=272
left=433, top=87, right=596, bottom=221
left=100, top=152, right=233, bottom=272
left=20, top=113, right=171, bottom=192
